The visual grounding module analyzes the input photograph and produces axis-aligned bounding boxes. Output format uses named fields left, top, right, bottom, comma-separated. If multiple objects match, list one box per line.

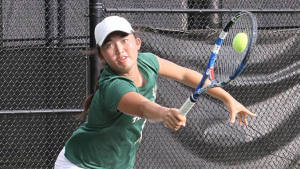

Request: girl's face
left=99, top=31, right=141, bottom=75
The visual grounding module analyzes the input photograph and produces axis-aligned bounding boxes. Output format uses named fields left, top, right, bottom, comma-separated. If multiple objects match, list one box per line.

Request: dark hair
left=77, top=46, right=105, bottom=119
left=77, top=31, right=139, bottom=119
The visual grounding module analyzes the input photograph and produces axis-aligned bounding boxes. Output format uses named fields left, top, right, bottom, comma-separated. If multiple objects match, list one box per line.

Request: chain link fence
left=0, top=0, right=88, bottom=168
left=1, top=0, right=300, bottom=168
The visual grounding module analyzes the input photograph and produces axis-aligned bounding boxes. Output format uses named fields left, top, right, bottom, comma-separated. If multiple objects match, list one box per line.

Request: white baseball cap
left=94, top=16, right=134, bottom=46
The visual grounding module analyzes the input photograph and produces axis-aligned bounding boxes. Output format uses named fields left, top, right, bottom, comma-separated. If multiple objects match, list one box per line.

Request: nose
left=115, top=42, right=124, bottom=54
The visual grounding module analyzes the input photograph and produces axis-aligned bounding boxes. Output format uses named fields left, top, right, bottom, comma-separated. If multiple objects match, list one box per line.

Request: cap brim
left=99, top=30, right=133, bottom=46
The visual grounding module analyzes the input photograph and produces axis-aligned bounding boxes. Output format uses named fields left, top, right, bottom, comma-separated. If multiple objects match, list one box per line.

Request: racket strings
left=214, top=14, right=253, bottom=83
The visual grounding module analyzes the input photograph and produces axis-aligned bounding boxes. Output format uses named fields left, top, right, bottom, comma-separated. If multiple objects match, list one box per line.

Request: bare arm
left=156, top=55, right=257, bottom=126
left=117, top=92, right=186, bottom=130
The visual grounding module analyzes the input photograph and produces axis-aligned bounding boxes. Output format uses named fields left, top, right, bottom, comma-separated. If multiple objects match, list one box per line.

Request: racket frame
left=179, top=11, right=258, bottom=115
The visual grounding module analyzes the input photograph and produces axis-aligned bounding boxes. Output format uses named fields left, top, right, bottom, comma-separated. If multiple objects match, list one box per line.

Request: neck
left=120, top=65, right=146, bottom=87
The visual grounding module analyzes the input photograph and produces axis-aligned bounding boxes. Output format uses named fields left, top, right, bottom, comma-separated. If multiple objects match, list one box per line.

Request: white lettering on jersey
left=134, top=119, right=146, bottom=145
left=132, top=117, right=141, bottom=123
left=152, top=84, right=157, bottom=100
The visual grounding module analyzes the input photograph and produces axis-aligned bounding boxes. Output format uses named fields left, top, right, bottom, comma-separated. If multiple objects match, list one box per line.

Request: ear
left=98, top=53, right=106, bottom=62
left=136, top=38, right=141, bottom=50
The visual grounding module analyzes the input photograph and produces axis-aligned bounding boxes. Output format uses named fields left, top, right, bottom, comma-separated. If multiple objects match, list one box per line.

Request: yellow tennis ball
left=233, top=33, right=248, bottom=52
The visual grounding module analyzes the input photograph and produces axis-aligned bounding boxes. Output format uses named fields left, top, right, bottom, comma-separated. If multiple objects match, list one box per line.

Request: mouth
left=119, top=56, right=127, bottom=62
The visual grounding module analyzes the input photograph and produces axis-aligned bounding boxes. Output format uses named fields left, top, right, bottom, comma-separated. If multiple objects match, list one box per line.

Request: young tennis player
left=54, top=16, right=257, bottom=169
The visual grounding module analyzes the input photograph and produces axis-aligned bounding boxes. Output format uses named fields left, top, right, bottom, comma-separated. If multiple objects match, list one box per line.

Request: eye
left=122, top=39, right=128, bottom=43
left=105, top=43, right=113, bottom=49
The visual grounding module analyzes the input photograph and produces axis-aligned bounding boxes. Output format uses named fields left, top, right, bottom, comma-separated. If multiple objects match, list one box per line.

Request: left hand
left=224, top=98, right=257, bottom=126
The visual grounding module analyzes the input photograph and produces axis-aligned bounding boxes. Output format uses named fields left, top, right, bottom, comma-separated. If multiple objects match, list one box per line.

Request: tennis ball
left=232, top=33, right=248, bottom=52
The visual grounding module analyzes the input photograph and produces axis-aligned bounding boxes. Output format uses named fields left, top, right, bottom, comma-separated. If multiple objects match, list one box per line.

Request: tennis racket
left=179, top=11, right=258, bottom=116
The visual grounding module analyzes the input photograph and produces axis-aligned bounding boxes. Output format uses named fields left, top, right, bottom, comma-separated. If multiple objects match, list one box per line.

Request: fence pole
left=89, top=0, right=103, bottom=94
left=58, top=0, right=66, bottom=47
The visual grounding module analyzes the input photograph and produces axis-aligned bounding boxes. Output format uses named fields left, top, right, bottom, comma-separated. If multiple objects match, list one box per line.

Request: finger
left=163, top=113, right=177, bottom=129
left=173, top=125, right=181, bottom=131
left=243, top=109, right=257, bottom=117
left=168, top=115, right=182, bottom=128
left=242, top=113, right=249, bottom=126
left=164, top=121, right=180, bottom=131
left=238, top=113, right=242, bottom=126
left=171, top=109, right=185, bottom=119
left=170, top=109, right=186, bottom=126
left=165, top=115, right=177, bottom=128
left=174, top=113, right=186, bottom=127
left=230, top=112, right=237, bottom=124
left=164, top=121, right=174, bottom=130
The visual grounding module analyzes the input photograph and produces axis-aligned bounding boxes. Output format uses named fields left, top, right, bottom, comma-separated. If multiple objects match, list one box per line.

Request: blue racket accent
left=179, top=11, right=258, bottom=116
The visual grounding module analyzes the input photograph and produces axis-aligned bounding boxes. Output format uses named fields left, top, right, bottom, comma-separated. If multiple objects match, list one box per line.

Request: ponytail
left=77, top=46, right=105, bottom=119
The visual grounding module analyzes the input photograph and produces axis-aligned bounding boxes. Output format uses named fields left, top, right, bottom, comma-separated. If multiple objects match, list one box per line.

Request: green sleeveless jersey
left=65, top=53, right=159, bottom=169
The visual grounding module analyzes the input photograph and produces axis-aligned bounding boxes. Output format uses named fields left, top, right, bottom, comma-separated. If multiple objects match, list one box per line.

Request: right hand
left=162, top=108, right=186, bottom=131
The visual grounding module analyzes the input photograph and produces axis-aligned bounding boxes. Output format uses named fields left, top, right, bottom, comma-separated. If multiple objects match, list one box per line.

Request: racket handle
left=179, top=95, right=196, bottom=116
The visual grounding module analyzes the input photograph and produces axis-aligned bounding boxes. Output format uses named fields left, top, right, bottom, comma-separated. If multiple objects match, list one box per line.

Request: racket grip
left=179, top=96, right=196, bottom=116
